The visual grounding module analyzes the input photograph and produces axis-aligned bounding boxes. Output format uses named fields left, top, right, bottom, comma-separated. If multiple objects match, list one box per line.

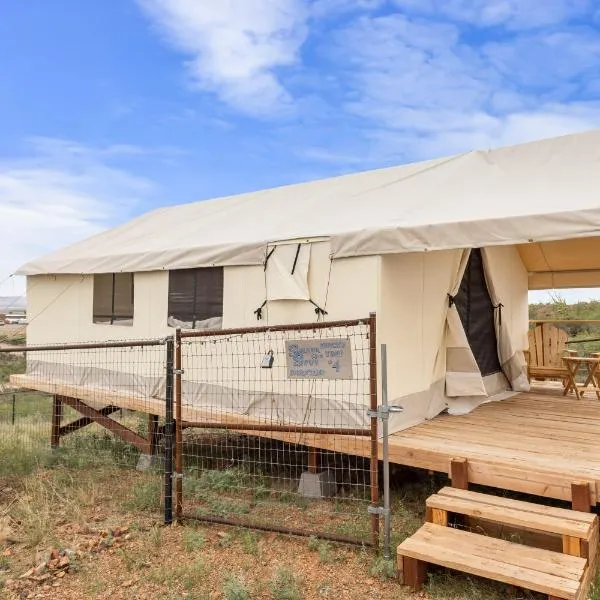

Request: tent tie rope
left=309, top=299, right=328, bottom=317
left=263, top=247, right=276, bottom=271
left=254, top=300, right=268, bottom=320
left=290, top=243, right=302, bottom=275
left=495, top=303, right=504, bottom=326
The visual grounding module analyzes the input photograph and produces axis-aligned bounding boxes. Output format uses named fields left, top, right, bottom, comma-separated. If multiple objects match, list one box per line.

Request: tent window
left=454, top=250, right=501, bottom=377
left=168, top=267, right=223, bottom=328
left=93, top=273, right=134, bottom=325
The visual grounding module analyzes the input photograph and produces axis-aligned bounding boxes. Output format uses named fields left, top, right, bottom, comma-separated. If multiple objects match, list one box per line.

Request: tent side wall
left=24, top=242, right=380, bottom=428
left=223, top=242, right=379, bottom=327
left=377, top=245, right=529, bottom=434
left=26, top=241, right=379, bottom=346
left=26, top=271, right=170, bottom=345
left=378, top=249, right=461, bottom=431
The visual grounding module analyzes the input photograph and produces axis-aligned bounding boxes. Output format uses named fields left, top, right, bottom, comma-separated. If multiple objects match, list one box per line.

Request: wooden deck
left=10, top=374, right=600, bottom=504
left=391, top=390, right=600, bottom=504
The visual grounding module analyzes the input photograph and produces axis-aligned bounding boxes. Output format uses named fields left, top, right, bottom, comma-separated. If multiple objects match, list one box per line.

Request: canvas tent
left=17, top=129, right=600, bottom=434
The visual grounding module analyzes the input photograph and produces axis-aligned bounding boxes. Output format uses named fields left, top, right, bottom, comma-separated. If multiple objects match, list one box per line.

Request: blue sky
left=1, top=0, right=600, bottom=301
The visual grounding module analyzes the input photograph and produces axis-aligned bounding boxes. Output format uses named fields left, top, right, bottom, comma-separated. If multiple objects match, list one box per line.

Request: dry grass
left=0, top=399, right=586, bottom=600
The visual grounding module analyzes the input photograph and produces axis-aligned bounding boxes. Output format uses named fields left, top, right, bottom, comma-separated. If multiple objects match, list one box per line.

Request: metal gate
left=173, top=316, right=380, bottom=546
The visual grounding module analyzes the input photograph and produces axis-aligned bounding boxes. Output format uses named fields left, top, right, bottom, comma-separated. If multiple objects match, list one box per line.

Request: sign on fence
left=285, top=338, right=353, bottom=379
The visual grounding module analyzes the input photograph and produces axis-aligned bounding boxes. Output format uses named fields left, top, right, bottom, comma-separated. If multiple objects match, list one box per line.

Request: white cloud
left=483, top=28, right=600, bottom=89
left=392, top=0, right=592, bottom=30
left=309, top=0, right=385, bottom=19
left=135, top=0, right=600, bottom=169
left=0, top=138, right=156, bottom=295
left=320, top=11, right=600, bottom=162
left=137, top=0, right=309, bottom=116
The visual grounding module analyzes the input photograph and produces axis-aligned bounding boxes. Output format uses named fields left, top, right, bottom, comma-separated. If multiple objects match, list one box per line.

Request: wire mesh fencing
left=175, top=316, right=379, bottom=546
left=0, top=338, right=172, bottom=517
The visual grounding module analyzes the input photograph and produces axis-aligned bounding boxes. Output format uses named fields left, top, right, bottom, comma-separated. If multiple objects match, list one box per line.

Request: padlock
left=261, top=350, right=274, bottom=369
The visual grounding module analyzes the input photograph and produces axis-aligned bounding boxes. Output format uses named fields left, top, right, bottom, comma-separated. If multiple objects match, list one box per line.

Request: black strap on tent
left=310, top=299, right=328, bottom=317
left=495, top=303, right=504, bottom=326
left=447, top=294, right=455, bottom=307
left=263, top=247, right=276, bottom=271
left=291, top=243, right=302, bottom=275
left=254, top=300, right=267, bottom=320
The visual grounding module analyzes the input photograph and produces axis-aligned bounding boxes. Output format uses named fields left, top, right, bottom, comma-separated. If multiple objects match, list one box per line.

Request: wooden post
left=450, top=458, right=468, bottom=490
left=308, top=447, right=319, bottom=473
left=148, top=414, right=159, bottom=456
left=562, top=535, right=582, bottom=557
left=402, top=557, right=426, bottom=591
left=571, top=482, right=592, bottom=513
left=51, top=395, right=62, bottom=449
left=431, top=508, right=448, bottom=527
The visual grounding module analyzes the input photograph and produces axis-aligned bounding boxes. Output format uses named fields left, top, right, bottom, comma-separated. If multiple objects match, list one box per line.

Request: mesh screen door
left=454, top=249, right=502, bottom=377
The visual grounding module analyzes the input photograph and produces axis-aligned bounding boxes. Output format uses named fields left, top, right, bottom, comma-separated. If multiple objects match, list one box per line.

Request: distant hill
left=0, top=297, right=26, bottom=312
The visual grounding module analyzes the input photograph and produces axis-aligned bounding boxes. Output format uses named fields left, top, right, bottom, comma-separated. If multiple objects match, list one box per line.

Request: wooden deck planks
left=10, top=374, right=600, bottom=505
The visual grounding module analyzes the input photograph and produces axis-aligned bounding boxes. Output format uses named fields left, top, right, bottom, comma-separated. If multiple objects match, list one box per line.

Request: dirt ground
left=0, top=468, right=404, bottom=600
left=0, top=397, right=596, bottom=600
left=0, top=464, right=568, bottom=600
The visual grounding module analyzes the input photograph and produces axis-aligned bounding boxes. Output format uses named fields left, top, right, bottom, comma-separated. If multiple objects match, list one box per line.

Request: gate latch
left=368, top=505, right=390, bottom=517
left=367, top=405, right=403, bottom=420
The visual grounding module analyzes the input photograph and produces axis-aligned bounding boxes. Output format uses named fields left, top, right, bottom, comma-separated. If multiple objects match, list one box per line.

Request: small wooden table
left=563, top=356, right=600, bottom=400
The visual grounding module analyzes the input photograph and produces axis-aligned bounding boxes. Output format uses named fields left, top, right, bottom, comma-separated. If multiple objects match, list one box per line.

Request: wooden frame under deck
left=11, top=375, right=600, bottom=508
left=49, top=394, right=162, bottom=457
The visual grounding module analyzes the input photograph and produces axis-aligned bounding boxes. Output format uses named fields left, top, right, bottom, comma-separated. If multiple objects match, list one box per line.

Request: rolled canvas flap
left=481, top=247, right=529, bottom=392
left=266, top=243, right=311, bottom=301
left=445, top=371, right=488, bottom=397
left=445, top=304, right=487, bottom=397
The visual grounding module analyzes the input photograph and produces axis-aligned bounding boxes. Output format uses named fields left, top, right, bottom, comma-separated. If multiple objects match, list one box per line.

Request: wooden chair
left=526, top=323, right=577, bottom=387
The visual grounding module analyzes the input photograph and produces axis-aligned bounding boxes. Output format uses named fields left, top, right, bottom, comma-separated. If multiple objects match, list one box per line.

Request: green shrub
left=271, top=567, right=303, bottom=600
left=222, top=574, right=250, bottom=600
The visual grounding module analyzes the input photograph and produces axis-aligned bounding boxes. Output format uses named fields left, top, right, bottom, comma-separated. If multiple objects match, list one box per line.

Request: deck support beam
left=51, top=395, right=62, bottom=449
left=571, top=482, right=592, bottom=513
left=308, top=446, right=320, bottom=474
left=561, top=535, right=582, bottom=557
left=57, top=395, right=151, bottom=454
left=450, top=457, right=469, bottom=490
left=401, top=556, right=426, bottom=591
left=148, top=414, right=160, bottom=456
left=59, top=405, right=121, bottom=437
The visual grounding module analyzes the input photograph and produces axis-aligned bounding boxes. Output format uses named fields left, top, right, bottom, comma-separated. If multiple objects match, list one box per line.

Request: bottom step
left=398, top=523, right=587, bottom=600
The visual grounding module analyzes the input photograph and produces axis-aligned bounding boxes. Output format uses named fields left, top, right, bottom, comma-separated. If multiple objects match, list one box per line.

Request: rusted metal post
left=179, top=422, right=371, bottom=435
left=175, top=327, right=183, bottom=522
left=51, top=395, right=62, bottom=449
left=164, top=337, right=175, bottom=525
left=11, top=393, right=16, bottom=425
left=369, top=312, right=380, bottom=548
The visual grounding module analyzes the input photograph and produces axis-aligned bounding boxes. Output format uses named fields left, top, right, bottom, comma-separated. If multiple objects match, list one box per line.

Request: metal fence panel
left=177, top=316, right=379, bottom=546
left=0, top=339, right=170, bottom=518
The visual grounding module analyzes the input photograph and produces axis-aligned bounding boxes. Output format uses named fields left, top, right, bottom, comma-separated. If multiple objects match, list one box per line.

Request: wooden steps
left=427, top=487, right=597, bottom=548
left=398, top=487, right=599, bottom=600
left=399, top=523, right=586, bottom=599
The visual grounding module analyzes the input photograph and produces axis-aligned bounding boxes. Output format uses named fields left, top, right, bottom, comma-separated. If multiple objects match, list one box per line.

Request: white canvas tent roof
left=18, top=129, right=600, bottom=288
